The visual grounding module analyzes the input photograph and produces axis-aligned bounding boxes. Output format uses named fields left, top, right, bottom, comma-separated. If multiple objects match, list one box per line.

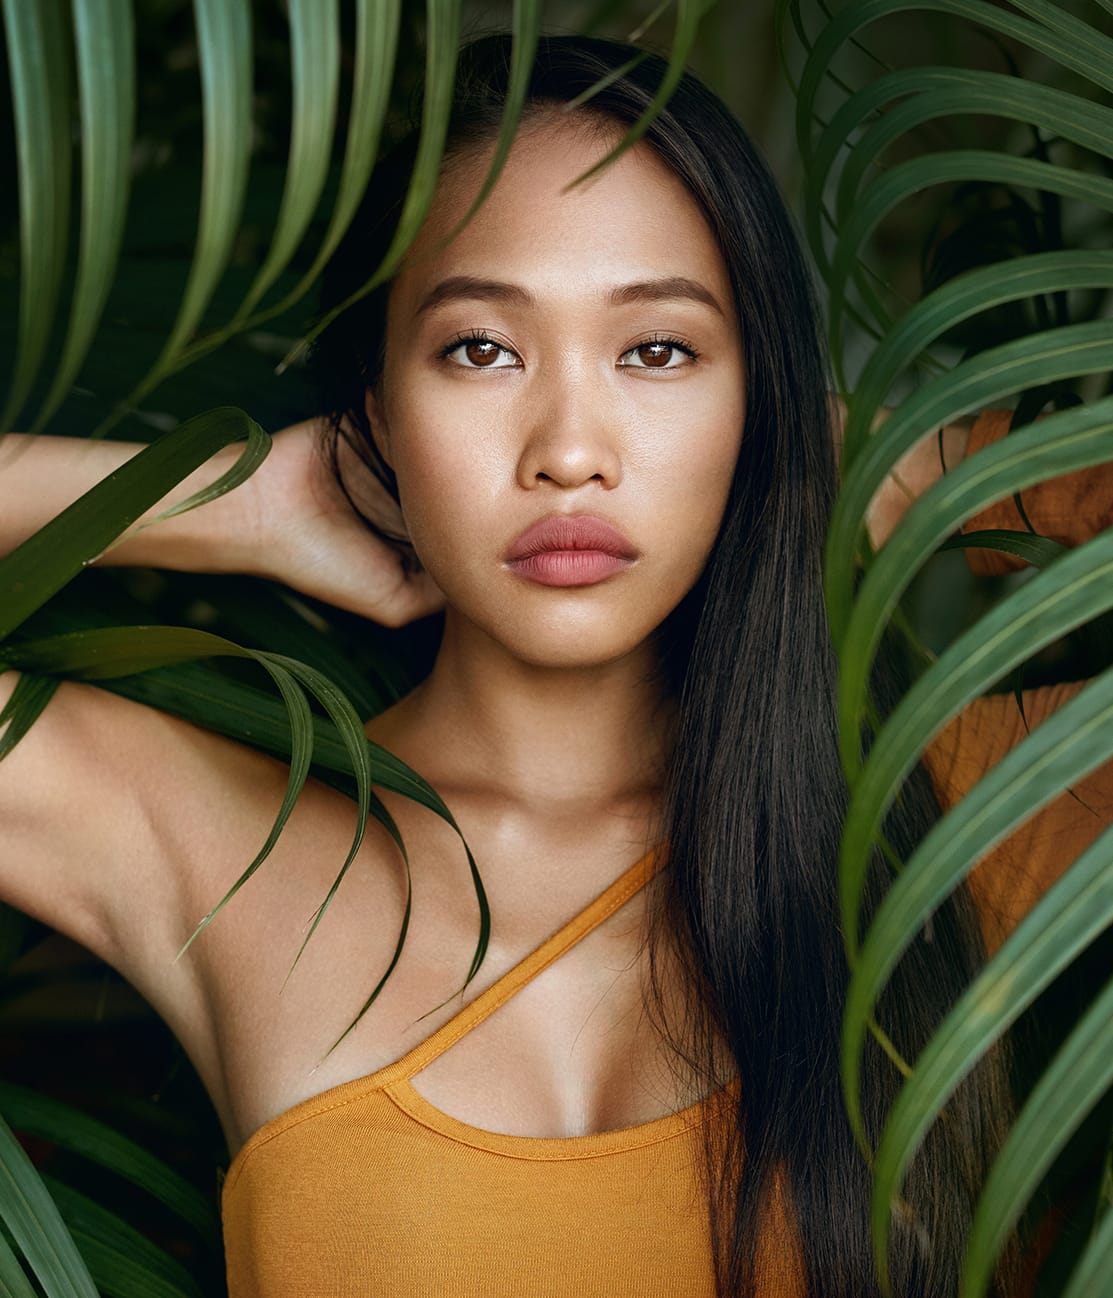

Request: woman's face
left=371, top=118, right=745, bottom=670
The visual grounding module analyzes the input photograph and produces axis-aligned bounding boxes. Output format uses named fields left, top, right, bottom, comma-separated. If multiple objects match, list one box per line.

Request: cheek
left=647, top=391, right=744, bottom=559
left=385, top=398, right=501, bottom=579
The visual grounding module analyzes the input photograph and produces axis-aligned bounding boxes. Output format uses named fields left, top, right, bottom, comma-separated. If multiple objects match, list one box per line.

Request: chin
left=432, top=567, right=694, bottom=672
left=478, top=607, right=670, bottom=673
left=513, top=639, right=647, bottom=672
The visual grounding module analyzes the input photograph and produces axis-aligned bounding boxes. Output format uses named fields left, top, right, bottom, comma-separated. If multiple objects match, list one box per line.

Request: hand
left=244, top=419, right=445, bottom=627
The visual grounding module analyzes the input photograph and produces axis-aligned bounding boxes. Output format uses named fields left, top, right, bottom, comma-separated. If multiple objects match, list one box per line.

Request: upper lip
left=505, top=513, right=639, bottom=562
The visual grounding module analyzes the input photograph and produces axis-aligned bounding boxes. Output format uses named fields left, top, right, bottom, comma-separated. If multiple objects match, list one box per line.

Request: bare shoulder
left=0, top=670, right=339, bottom=975
left=0, top=669, right=414, bottom=1142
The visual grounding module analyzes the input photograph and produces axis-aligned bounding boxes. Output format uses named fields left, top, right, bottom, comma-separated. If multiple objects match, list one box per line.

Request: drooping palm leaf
left=569, top=0, right=707, bottom=182
left=0, top=0, right=72, bottom=432
left=116, top=0, right=254, bottom=420
left=1059, top=1197, right=1113, bottom=1298
left=852, top=669, right=1113, bottom=1239
left=835, top=399, right=1113, bottom=775
left=786, top=0, right=1113, bottom=1292
left=31, top=0, right=135, bottom=435
left=0, top=674, right=60, bottom=761
left=1, top=0, right=711, bottom=435
left=955, top=981, right=1113, bottom=1297
left=0, top=408, right=271, bottom=639
left=858, top=817, right=1113, bottom=1238
left=292, top=0, right=464, bottom=355
left=0, top=1084, right=216, bottom=1248
left=241, top=0, right=402, bottom=328
left=41, top=1177, right=205, bottom=1298
left=0, top=1229, right=39, bottom=1298
left=228, top=0, right=340, bottom=326
left=0, top=1116, right=97, bottom=1297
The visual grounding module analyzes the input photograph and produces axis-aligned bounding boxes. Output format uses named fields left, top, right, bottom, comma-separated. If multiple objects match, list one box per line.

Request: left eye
left=619, top=340, right=695, bottom=369
left=444, top=337, right=520, bottom=368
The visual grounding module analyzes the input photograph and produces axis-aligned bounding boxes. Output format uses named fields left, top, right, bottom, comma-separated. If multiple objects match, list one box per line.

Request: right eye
left=441, top=335, right=521, bottom=369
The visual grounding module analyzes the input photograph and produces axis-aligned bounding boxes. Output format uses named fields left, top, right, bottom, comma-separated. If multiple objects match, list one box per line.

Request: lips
left=504, top=514, right=639, bottom=587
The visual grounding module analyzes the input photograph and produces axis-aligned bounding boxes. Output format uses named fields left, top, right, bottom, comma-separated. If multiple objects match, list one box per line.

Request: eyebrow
left=415, top=274, right=725, bottom=318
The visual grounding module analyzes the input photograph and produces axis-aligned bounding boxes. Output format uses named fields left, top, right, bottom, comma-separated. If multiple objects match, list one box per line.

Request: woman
left=0, top=34, right=1108, bottom=1298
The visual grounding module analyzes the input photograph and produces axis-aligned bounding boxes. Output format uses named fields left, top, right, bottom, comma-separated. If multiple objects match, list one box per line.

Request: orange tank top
left=220, top=850, right=805, bottom=1296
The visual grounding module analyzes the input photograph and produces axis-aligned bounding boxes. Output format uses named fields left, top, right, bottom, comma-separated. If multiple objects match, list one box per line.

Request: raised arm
left=0, top=420, right=441, bottom=968
left=0, top=421, right=443, bottom=624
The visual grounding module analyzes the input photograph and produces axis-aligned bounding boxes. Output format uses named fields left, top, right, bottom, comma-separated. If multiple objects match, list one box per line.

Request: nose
left=515, top=370, right=623, bottom=491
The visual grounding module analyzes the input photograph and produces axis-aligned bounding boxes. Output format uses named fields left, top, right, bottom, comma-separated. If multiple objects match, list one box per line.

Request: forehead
left=389, top=118, right=733, bottom=316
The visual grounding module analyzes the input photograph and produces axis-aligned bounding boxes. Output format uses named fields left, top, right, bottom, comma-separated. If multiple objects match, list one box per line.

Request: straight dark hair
left=312, top=34, right=1016, bottom=1296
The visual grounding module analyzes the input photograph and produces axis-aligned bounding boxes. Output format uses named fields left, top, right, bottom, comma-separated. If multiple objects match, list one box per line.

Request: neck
left=379, top=609, right=674, bottom=814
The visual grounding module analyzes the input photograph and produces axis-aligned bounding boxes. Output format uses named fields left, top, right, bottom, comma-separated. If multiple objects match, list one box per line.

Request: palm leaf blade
left=827, top=325, right=1113, bottom=648
left=840, top=525, right=1113, bottom=957
left=438, top=0, right=542, bottom=241
left=0, top=1083, right=216, bottom=1245
left=1059, top=1201, right=1113, bottom=1298
left=0, top=0, right=72, bottom=431
left=33, top=0, right=135, bottom=433
left=232, top=0, right=340, bottom=323
left=0, top=408, right=269, bottom=640
left=0, top=626, right=484, bottom=998
left=571, top=0, right=705, bottom=182
left=42, top=1177, right=203, bottom=1298
left=0, top=1230, right=38, bottom=1298
left=298, top=0, right=463, bottom=352
left=837, top=401, right=1113, bottom=771
left=146, top=0, right=253, bottom=374
left=842, top=253, right=1113, bottom=463
left=0, top=1116, right=97, bottom=1297
left=176, top=659, right=312, bottom=955
left=0, top=674, right=61, bottom=760
left=858, top=825, right=1113, bottom=1292
left=958, top=976, right=1113, bottom=1298
left=246, top=0, right=402, bottom=325
left=849, top=670, right=1113, bottom=1262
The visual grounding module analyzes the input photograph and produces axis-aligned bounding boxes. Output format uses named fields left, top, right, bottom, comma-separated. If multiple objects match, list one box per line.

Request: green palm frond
left=0, top=1083, right=217, bottom=1249
left=0, top=1115, right=98, bottom=1298
left=113, top=0, right=253, bottom=425
left=41, top=1176, right=206, bottom=1298
left=0, top=0, right=72, bottom=433
left=33, top=0, right=135, bottom=435
left=785, top=0, right=1113, bottom=1292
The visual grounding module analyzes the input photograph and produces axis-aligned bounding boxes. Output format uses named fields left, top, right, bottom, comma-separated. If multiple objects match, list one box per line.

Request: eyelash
left=624, top=333, right=701, bottom=366
left=437, top=331, right=701, bottom=368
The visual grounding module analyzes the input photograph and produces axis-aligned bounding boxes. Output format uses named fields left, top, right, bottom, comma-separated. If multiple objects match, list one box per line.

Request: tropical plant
left=0, top=0, right=1109, bottom=1295
left=782, top=0, right=1113, bottom=1292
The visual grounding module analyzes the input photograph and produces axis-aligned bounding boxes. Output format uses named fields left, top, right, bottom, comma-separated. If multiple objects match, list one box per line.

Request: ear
left=364, top=386, right=393, bottom=467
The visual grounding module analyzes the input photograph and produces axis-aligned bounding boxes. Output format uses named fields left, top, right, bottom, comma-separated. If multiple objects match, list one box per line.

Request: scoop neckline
left=384, top=1077, right=716, bottom=1160
left=223, top=846, right=696, bottom=1188
left=224, top=1064, right=726, bottom=1193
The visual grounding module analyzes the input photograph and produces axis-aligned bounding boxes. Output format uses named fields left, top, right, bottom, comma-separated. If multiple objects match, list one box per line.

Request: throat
left=369, top=616, right=676, bottom=810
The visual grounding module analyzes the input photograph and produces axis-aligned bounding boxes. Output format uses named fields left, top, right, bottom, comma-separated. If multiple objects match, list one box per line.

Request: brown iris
left=636, top=341, right=674, bottom=367
left=465, top=340, right=501, bottom=366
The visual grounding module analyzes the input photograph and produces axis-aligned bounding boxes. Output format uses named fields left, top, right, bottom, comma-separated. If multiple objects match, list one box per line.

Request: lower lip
left=506, top=550, right=634, bottom=587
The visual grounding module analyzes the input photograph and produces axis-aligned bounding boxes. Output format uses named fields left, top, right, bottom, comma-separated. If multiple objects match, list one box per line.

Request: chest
left=177, top=834, right=686, bottom=1158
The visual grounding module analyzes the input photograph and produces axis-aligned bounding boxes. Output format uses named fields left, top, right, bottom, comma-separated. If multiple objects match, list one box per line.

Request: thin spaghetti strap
left=386, top=847, right=658, bottom=1082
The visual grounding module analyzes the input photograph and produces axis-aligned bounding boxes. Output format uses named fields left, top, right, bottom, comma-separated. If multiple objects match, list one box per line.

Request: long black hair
left=312, top=34, right=1015, bottom=1297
